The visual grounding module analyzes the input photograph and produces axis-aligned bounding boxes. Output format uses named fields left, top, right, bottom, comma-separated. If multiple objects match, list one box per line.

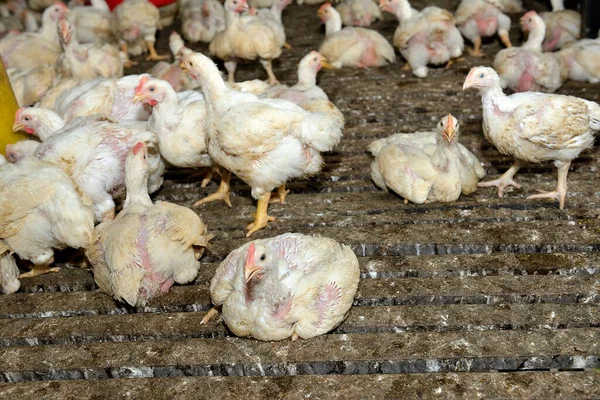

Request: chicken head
left=133, top=76, right=167, bottom=106
left=462, top=66, right=501, bottom=91
left=317, top=3, right=333, bottom=22
left=300, top=50, right=334, bottom=73
left=439, top=113, right=459, bottom=143
left=225, top=0, right=249, bottom=13
left=12, top=107, right=36, bottom=134
left=46, top=2, right=69, bottom=24
left=520, top=10, right=541, bottom=33
left=57, top=18, right=73, bottom=45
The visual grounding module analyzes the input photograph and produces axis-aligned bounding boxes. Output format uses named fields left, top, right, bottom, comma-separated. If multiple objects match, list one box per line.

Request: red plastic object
left=105, top=0, right=177, bottom=11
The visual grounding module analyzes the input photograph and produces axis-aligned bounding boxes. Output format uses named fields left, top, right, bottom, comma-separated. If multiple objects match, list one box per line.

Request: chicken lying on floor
left=34, top=114, right=165, bottom=221
left=7, top=107, right=66, bottom=162
left=261, top=50, right=344, bottom=124
left=114, top=0, right=169, bottom=67
left=0, top=2, right=69, bottom=70
left=380, top=0, right=464, bottom=78
left=540, top=0, right=580, bottom=52
left=336, top=0, right=381, bottom=27
left=318, top=3, right=395, bottom=68
left=454, top=0, right=513, bottom=57
left=5, top=140, right=40, bottom=163
left=0, top=157, right=94, bottom=287
left=463, top=66, right=598, bottom=209
left=56, top=19, right=123, bottom=79
left=201, top=233, right=359, bottom=341
left=7, top=64, right=57, bottom=106
left=369, top=114, right=485, bottom=204
left=493, top=11, right=567, bottom=93
left=557, top=37, right=600, bottom=84
left=87, top=142, right=212, bottom=307
left=209, top=0, right=284, bottom=84
left=182, top=51, right=343, bottom=236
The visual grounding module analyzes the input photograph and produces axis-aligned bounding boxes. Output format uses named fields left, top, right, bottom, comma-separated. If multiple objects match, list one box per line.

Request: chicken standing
left=181, top=0, right=225, bottom=43
left=540, top=0, right=580, bottom=52
left=369, top=114, right=485, bottom=204
left=493, top=11, right=567, bottom=93
left=202, top=233, right=359, bottom=341
left=56, top=19, right=123, bottom=79
left=114, top=0, right=169, bottom=67
left=318, top=3, right=395, bottom=68
left=182, top=51, right=343, bottom=236
left=133, top=75, right=217, bottom=195
left=34, top=114, right=165, bottom=221
left=209, top=0, right=283, bottom=84
left=87, top=142, right=212, bottom=307
left=0, top=2, right=69, bottom=70
left=379, top=0, right=464, bottom=78
left=68, top=0, right=116, bottom=44
left=557, top=37, right=600, bottom=84
left=336, top=0, right=381, bottom=27
left=454, top=0, right=513, bottom=56
left=0, top=157, right=94, bottom=280
left=262, top=50, right=344, bottom=123
left=463, top=66, right=598, bottom=209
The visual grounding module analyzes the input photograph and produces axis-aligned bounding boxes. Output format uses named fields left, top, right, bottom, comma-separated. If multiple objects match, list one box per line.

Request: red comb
left=15, top=107, right=25, bottom=120
left=523, top=10, right=537, bottom=18
left=245, top=242, right=256, bottom=266
left=135, top=76, right=150, bottom=95
left=318, top=3, right=331, bottom=11
left=55, top=1, right=68, bottom=9
left=133, top=142, right=145, bottom=155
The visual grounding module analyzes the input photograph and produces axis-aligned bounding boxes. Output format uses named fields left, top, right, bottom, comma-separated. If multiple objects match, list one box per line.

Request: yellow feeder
left=0, top=58, right=27, bottom=156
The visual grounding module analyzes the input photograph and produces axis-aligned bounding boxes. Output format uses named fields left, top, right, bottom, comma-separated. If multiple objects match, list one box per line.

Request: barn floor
left=1, top=0, right=600, bottom=398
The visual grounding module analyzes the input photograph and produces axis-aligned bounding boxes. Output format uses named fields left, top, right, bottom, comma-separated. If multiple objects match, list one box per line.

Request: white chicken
left=493, top=11, right=567, bottom=93
left=87, top=142, right=212, bottom=307
left=557, top=37, right=600, bottom=84
left=132, top=75, right=216, bottom=195
left=335, top=0, right=381, bottom=27
left=39, top=75, right=151, bottom=122
left=379, top=0, right=464, bottom=78
left=262, top=50, right=344, bottom=124
left=56, top=19, right=123, bottom=79
left=454, top=0, right=513, bottom=56
left=182, top=51, right=343, bottom=236
left=209, top=0, right=284, bottom=84
left=0, top=250, right=20, bottom=294
left=202, top=233, right=359, bottom=341
left=68, top=0, right=116, bottom=44
left=0, top=2, right=69, bottom=70
left=34, top=114, right=165, bottom=221
left=5, top=140, right=40, bottom=163
left=149, top=31, right=199, bottom=91
left=368, top=114, right=485, bottom=204
left=318, top=3, right=395, bottom=68
left=497, top=0, right=521, bottom=12
left=247, top=0, right=290, bottom=49
left=7, top=64, right=57, bottom=106
left=12, top=106, right=65, bottom=141
left=0, top=157, right=94, bottom=280
left=540, top=0, right=580, bottom=52
left=181, top=0, right=225, bottom=43
left=113, top=0, right=169, bottom=67
left=463, top=66, right=598, bottom=209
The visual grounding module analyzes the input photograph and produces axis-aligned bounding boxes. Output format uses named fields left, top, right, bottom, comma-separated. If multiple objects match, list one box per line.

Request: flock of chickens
left=0, top=0, right=598, bottom=341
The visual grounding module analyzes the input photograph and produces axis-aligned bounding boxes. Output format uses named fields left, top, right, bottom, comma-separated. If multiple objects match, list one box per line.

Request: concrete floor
left=1, top=0, right=599, bottom=398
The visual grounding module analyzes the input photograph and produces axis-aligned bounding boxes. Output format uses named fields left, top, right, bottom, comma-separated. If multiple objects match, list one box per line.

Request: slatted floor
left=2, top=0, right=600, bottom=398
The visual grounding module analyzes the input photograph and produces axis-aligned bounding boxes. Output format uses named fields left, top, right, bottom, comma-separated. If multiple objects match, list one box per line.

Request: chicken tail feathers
left=298, top=111, right=343, bottom=152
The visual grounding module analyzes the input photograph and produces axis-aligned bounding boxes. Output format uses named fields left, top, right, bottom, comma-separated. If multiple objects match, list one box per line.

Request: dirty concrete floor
left=1, top=0, right=600, bottom=398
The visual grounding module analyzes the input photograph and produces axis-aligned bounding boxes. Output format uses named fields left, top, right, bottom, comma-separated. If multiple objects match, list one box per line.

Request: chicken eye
left=440, top=121, right=442, bottom=126
left=189, top=61, right=194, bottom=67
left=479, top=73, right=484, bottom=78
left=24, top=116, right=30, bottom=121
left=149, top=87, right=155, bottom=92
left=260, top=254, right=266, bottom=261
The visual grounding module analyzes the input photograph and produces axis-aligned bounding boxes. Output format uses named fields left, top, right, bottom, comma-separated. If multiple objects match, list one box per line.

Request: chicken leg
left=499, top=31, right=512, bottom=48
left=146, top=41, right=170, bottom=61
left=120, top=43, right=138, bottom=68
left=467, top=37, right=484, bottom=57
left=269, top=184, right=290, bottom=204
left=19, top=263, right=61, bottom=278
left=200, top=305, right=222, bottom=325
left=194, top=170, right=232, bottom=207
left=260, top=59, right=279, bottom=85
left=527, top=160, right=569, bottom=209
left=246, top=192, right=275, bottom=237
left=224, top=61, right=237, bottom=83
left=478, top=159, right=526, bottom=197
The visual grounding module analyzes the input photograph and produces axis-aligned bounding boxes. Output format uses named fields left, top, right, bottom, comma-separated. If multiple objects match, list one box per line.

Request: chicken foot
left=260, top=58, right=280, bottom=85
left=246, top=192, right=275, bottom=237
left=269, top=184, right=290, bottom=205
left=146, top=41, right=170, bottom=61
left=200, top=305, right=222, bottom=325
left=19, top=262, right=61, bottom=278
left=467, top=37, right=484, bottom=57
left=527, top=160, right=569, bottom=210
left=194, top=170, right=232, bottom=207
left=478, top=159, right=526, bottom=197
left=188, top=166, right=221, bottom=187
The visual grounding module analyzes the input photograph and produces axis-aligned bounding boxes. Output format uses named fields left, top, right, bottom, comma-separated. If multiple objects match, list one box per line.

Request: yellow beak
left=12, top=122, right=24, bottom=133
left=443, top=114, right=455, bottom=141
left=180, top=62, right=189, bottom=74
left=317, top=9, right=324, bottom=17
left=132, top=93, right=145, bottom=103
left=320, top=57, right=335, bottom=70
